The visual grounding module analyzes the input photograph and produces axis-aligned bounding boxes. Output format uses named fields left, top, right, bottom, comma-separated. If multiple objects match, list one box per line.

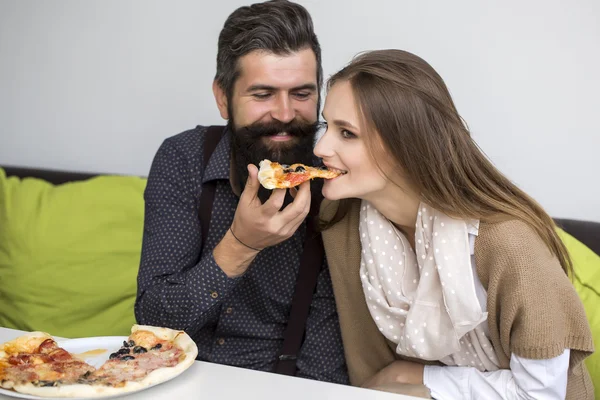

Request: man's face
left=215, top=48, right=320, bottom=198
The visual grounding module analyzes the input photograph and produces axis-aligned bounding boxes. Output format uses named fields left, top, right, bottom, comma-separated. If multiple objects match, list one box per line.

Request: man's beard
left=230, top=118, right=319, bottom=203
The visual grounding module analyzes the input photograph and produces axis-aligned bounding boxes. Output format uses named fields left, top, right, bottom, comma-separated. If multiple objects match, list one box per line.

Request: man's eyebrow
left=290, top=83, right=318, bottom=92
left=246, top=83, right=318, bottom=92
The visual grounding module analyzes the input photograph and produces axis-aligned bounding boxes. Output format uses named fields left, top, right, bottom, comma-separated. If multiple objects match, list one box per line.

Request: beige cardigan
left=321, top=199, right=595, bottom=400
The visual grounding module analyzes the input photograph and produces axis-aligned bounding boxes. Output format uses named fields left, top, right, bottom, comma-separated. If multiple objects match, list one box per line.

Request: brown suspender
left=199, top=125, right=224, bottom=244
left=198, top=125, right=323, bottom=376
left=273, top=206, right=324, bottom=376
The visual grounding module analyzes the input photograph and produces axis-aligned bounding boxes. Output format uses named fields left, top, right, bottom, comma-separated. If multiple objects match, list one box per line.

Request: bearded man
left=134, top=0, right=348, bottom=384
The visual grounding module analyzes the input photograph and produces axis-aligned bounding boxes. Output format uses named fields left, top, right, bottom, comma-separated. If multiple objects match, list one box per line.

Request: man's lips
left=267, top=132, right=293, bottom=142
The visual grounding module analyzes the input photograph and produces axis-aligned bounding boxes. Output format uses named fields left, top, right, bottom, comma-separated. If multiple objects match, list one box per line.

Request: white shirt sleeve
left=422, top=349, right=570, bottom=400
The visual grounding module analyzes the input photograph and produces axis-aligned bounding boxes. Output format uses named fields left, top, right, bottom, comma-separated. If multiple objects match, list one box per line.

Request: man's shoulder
left=159, top=124, right=228, bottom=163
left=162, top=125, right=209, bottom=155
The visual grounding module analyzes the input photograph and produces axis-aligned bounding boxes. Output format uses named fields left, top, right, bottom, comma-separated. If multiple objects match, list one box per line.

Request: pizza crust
left=257, top=159, right=283, bottom=189
left=1, top=331, right=53, bottom=356
left=3, top=325, right=198, bottom=398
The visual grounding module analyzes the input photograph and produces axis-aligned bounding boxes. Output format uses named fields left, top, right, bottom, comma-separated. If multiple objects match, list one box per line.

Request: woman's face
left=314, top=80, right=393, bottom=201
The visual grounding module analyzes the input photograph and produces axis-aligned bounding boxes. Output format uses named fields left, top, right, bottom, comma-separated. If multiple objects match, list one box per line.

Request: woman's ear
left=212, top=80, right=229, bottom=120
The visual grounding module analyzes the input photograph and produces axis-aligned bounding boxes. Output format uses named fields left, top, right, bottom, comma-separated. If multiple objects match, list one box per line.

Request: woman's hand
left=363, top=360, right=425, bottom=388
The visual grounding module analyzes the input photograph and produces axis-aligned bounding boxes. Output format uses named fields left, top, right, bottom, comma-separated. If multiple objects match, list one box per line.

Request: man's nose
left=271, top=95, right=295, bottom=123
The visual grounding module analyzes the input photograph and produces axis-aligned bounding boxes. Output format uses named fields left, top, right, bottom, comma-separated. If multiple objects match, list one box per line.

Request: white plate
left=0, top=335, right=183, bottom=399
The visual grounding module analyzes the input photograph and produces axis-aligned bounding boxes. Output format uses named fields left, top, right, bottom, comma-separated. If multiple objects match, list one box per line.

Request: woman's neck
left=364, top=184, right=421, bottom=248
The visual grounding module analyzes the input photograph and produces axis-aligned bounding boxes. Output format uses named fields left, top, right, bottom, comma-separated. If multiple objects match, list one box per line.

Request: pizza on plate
left=0, top=324, right=198, bottom=398
left=257, top=159, right=345, bottom=189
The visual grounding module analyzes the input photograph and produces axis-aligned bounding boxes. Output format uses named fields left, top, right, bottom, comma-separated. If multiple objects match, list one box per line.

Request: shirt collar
left=202, top=126, right=232, bottom=184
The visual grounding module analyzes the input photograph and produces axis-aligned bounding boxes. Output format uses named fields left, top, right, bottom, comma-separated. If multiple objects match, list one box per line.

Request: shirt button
left=217, top=338, right=225, bottom=345
left=226, top=307, right=233, bottom=314
left=210, top=291, right=219, bottom=299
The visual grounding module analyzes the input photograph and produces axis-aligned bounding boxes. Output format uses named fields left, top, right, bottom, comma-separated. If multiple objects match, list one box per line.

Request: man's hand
left=363, top=360, right=425, bottom=388
left=233, top=163, right=311, bottom=249
left=213, top=164, right=311, bottom=277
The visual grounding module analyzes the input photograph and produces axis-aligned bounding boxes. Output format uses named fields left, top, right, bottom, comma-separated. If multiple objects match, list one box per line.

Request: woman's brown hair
left=322, top=49, right=572, bottom=276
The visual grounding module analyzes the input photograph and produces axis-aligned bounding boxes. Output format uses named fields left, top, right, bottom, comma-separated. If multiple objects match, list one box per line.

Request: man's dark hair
left=215, top=0, right=322, bottom=102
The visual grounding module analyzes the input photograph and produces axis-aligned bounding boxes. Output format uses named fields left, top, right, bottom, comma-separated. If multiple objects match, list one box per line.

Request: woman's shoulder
left=476, top=218, right=552, bottom=259
left=478, top=218, right=540, bottom=245
left=474, top=218, right=564, bottom=286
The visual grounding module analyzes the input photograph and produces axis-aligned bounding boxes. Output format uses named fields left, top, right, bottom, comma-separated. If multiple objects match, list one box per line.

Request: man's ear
left=212, top=80, right=229, bottom=120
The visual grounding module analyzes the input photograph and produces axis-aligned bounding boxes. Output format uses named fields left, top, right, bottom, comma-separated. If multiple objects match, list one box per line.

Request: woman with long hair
left=316, top=49, right=594, bottom=399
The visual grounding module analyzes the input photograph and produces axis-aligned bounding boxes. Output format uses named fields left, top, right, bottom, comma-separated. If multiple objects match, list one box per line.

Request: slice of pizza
left=0, top=331, right=96, bottom=391
left=0, top=325, right=198, bottom=398
left=258, top=159, right=345, bottom=189
left=83, top=325, right=196, bottom=390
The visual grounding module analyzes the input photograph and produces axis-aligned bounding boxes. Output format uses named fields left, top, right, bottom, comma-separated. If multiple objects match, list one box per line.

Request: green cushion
left=557, top=228, right=600, bottom=397
left=0, top=168, right=146, bottom=338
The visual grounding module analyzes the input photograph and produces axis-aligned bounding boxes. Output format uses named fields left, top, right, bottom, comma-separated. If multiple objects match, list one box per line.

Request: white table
left=0, top=327, right=423, bottom=400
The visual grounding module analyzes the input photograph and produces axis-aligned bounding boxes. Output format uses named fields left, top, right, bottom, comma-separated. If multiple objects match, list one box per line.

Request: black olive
left=109, top=352, right=119, bottom=359
left=281, top=164, right=290, bottom=169
left=121, top=355, right=135, bottom=361
left=123, top=340, right=130, bottom=347
left=133, top=346, right=147, bottom=354
left=128, top=340, right=135, bottom=347
left=150, top=343, right=162, bottom=350
left=294, top=166, right=306, bottom=173
left=38, top=380, right=56, bottom=387
left=318, top=166, right=328, bottom=170
left=117, top=348, right=130, bottom=355
left=283, top=168, right=293, bottom=173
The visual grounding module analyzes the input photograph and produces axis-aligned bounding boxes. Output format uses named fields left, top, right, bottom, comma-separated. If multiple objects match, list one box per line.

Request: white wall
left=1, top=0, right=599, bottom=221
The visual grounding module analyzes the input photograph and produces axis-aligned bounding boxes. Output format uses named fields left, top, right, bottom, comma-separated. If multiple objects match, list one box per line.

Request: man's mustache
left=236, top=120, right=321, bottom=139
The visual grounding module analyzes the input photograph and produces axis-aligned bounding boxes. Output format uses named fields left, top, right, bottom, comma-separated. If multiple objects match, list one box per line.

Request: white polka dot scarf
left=359, top=200, right=500, bottom=370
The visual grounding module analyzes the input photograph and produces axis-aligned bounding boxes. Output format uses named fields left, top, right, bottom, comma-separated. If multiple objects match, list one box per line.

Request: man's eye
left=293, top=92, right=311, bottom=99
left=253, top=93, right=271, bottom=99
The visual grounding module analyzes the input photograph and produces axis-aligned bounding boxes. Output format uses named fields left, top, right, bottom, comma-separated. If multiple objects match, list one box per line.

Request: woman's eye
left=341, top=129, right=356, bottom=139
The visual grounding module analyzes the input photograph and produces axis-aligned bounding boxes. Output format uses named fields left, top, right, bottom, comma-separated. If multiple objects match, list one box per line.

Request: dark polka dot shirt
left=135, top=126, right=349, bottom=384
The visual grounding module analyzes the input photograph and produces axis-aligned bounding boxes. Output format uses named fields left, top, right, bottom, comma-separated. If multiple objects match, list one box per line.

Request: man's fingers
left=286, top=193, right=311, bottom=232
left=263, top=188, right=286, bottom=215
left=292, top=180, right=311, bottom=209
left=241, top=164, right=260, bottom=201
left=278, top=181, right=311, bottom=223
left=296, top=180, right=311, bottom=200
left=288, top=187, right=298, bottom=199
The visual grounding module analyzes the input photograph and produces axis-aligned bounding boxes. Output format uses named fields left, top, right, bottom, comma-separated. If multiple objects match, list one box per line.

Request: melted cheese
left=129, top=330, right=162, bottom=349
